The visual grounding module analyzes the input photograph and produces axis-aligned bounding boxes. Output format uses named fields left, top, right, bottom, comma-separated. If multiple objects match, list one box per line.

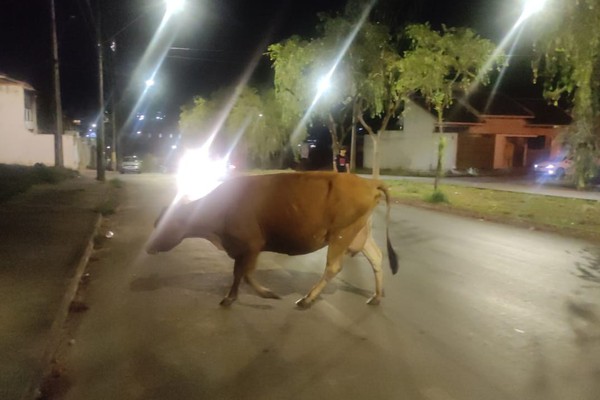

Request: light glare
left=520, top=0, right=547, bottom=22
left=166, top=0, right=185, bottom=16
left=176, top=146, right=229, bottom=202
left=317, top=75, right=331, bottom=94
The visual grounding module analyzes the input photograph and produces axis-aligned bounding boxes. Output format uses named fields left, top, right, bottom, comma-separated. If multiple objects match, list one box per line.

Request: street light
left=317, top=75, right=332, bottom=96
left=312, top=71, right=334, bottom=108
left=165, top=0, right=185, bottom=18
left=145, top=78, right=155, bottom=88
left=522, top=0, right=547, bottom=19
left=518, top=0, right=547, bottom=25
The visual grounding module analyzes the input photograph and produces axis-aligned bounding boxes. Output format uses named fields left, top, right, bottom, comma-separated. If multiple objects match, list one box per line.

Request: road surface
left=58, top=173, right=600, bottom=400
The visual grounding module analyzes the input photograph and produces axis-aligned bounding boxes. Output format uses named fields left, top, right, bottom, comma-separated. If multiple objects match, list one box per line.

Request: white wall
left=0, top=84, right=80, bottom=169
left=363, top=100, right=457, bottom=171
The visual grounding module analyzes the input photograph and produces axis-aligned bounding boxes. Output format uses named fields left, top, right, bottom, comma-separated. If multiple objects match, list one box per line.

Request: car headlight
left=176, top=146, right=229, bottom=202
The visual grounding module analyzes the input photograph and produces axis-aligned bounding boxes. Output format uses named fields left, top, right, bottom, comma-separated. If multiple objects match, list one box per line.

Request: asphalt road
left=58, top=173, right=600, bottom=400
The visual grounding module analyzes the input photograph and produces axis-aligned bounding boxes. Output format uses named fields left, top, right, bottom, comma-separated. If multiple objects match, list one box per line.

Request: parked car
left=120, top=155, right=142, bottom=174
left=533, top=155, right=572, bottom=178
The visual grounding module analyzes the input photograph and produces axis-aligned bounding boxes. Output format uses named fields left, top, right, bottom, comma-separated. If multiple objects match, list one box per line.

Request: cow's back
left=212, top=172, right=381, bottom=255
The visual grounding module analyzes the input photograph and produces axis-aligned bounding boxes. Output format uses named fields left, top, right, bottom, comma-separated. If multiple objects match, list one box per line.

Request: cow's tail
left=377, top=183, right=399, bottom=275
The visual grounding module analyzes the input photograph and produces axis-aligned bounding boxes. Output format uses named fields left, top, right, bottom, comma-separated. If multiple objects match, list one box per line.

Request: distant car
left=120, top=156, right=142, bottom=174
left=533, top=155, right=572, bottom=178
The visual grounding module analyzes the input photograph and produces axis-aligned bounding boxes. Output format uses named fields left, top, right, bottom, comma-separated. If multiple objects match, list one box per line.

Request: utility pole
left=95, top=0, right=105, bottom=181
left=50, top=0, right=64, bottom=167
left=109, top=40, right=118, bottom=171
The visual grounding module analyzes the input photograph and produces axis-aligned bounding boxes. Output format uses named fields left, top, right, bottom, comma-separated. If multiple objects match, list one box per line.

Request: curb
left=23, top=214, right=103, bottom=400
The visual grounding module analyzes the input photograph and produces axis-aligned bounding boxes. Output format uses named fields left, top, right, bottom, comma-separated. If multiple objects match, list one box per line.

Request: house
left=0, top=73, right=82, bottom=169
left=363, top=91, right=571, bottom=172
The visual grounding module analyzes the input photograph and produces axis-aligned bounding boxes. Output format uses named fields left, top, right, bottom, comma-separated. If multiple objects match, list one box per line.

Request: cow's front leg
left=221, top=253, right=256, bottom=306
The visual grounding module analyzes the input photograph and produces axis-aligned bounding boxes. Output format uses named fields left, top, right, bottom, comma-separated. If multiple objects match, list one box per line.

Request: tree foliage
left=268, top=28, right=354, bottom=157
left=179, top=86, right=300, bottom=168
left=267, top=36, right=316, bottom=127
left=531, top=0, right=600, bottom=188
left=268, top=10, right=399, bottom=175
left=401, top=24, right=500, bottom=116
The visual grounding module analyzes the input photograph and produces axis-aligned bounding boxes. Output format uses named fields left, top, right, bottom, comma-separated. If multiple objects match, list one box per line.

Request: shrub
left=0, top=163, right=77, bottom=203
left=425, top=189, right=449, bottom=204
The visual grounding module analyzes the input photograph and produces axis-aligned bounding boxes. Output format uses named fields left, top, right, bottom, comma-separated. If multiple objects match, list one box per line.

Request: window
left=527, top=135, right=546, bottom=150
left=24, top=90, right=34, bottom=122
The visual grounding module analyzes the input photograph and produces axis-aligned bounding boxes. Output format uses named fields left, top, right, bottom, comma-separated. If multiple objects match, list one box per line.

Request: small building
left=0, top=73, right=81, bottom=169
left=363, top=91, right=571, bottom=172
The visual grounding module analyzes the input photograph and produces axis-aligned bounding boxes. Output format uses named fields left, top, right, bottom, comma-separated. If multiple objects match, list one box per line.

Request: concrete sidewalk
left=0, top=171, right=115, bottom=400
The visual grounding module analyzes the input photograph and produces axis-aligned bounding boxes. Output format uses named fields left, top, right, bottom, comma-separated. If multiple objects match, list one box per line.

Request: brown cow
left=146, top=171, right=398, bottom=308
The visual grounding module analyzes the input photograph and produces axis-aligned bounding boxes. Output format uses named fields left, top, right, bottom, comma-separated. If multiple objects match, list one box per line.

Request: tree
left=400, top=24, right=501, bottom=189
left=268, top=10, right=400, bottom=176
left=179, top=86, right=299, bottom=168
left=267, top=35, right=316, bottom=136
left=350, top=24, right=404, bottom=179
left=226, top=87, right=300, bottom=168
left=179, top=95, right=219, bottom=147
left=268, top=33, right=352, bottom=168
left=531, top=0, right=600, bottom=189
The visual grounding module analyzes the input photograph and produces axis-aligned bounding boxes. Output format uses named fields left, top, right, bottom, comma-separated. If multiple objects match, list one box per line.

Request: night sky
left=0, top=0, right=538, bottom=124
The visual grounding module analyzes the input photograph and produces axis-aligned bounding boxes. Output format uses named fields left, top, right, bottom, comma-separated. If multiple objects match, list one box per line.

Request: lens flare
left=176, top=146, right=229, bottom=202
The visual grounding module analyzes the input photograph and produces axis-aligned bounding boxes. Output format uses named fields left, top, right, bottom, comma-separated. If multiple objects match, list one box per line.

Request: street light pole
left=95, top=0, right=105, bottom=181
left=50, top=0, right=64, bottom=167
left=109, top=40, right=118, bottom=171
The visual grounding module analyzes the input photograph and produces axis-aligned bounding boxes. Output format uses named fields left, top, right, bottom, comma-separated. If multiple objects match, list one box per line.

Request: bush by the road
left=0, top=164, right=78, bottom=203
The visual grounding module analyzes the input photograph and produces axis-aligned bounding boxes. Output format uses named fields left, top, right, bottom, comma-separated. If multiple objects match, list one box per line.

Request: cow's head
left=146, top=200, right=190, bottom=254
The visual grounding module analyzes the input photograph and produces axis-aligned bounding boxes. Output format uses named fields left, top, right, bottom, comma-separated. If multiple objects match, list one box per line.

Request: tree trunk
left=434, top=110, right=445, bottom=191
left=328, top=113, right=339, bottom=171
left=350, top=99, right=358, bottom=172
left=372, top=134, right=380, bottom=179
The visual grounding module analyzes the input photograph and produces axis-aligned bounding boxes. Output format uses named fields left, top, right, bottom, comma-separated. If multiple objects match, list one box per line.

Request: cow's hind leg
left=295, top=253, right=344, bottom=309
left=361, top=235, right=383, bottom=305
left=347, top=221, right=383, bottom=305
left=296, top=217, right=370, bottom=309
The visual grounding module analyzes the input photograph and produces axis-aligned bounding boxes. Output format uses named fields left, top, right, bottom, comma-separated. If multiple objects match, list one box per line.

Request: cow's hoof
left=295, top=297, right=312, bottom=309
left=366, top=296, right=381, bottom=305
left=219, top=297, right=236, bottom=307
